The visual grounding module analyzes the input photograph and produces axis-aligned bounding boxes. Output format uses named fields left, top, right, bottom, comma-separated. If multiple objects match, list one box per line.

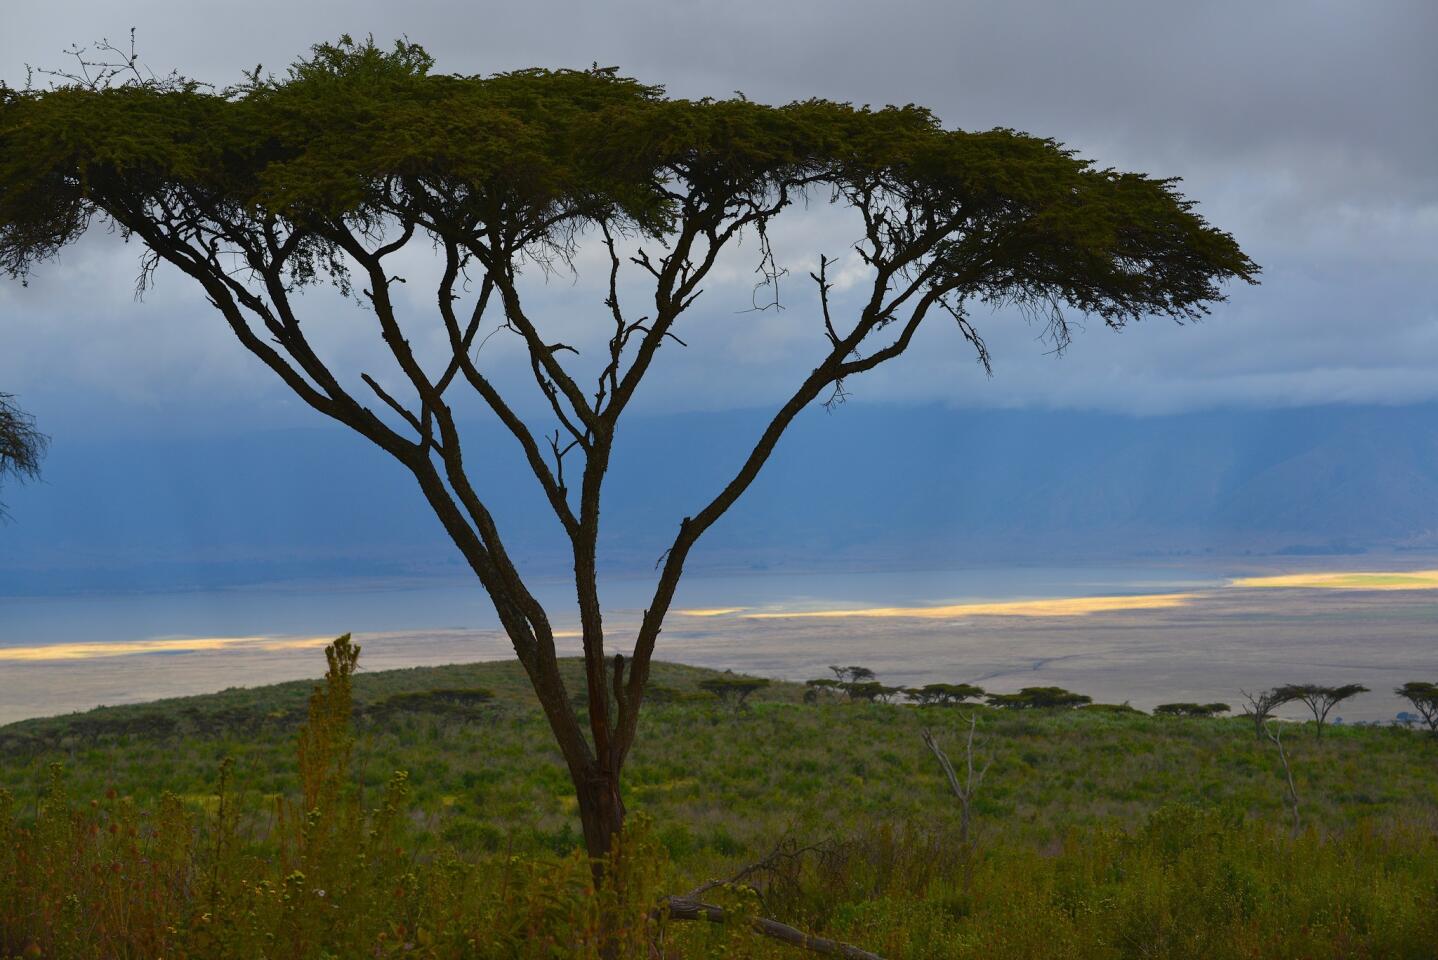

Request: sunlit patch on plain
left=1230, top=570, right=1438, bottom=591
left=742, top=592, right=1199, bottom=620
left=674, top=608, right=747, bottom=617
left=0, top=635, right=334, bottom=662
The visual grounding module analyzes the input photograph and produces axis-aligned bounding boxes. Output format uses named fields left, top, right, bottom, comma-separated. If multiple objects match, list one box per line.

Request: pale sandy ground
left=3, top=583, right=1436, bottom=725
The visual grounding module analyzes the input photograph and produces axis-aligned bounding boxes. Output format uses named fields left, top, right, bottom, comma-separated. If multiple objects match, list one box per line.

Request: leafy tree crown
left=2, top=35, right=1256, bottom=329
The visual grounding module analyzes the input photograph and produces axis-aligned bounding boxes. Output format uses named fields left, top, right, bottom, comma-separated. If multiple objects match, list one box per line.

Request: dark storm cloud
left=1, top=0, right=1434, bottom=430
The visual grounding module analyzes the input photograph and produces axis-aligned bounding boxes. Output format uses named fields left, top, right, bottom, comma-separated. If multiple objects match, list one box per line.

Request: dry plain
left=4, top=573, right=1436, bottom=725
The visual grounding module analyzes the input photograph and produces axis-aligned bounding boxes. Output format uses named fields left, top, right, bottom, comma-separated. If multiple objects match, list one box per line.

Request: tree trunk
left=574, top=761, right=626, bottom=870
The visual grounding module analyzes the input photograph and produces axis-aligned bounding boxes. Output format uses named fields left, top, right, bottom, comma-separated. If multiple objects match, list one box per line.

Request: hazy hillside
left=4, top=402, right=1437, bottom=593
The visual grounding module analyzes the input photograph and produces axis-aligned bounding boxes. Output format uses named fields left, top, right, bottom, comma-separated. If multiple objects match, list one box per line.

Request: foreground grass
left=2, top=650, right=1437, bottom=958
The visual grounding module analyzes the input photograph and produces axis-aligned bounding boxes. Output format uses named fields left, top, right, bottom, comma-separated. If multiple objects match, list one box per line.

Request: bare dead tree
left=1239, top=687, right=1297, bottom=741
left=921, top=717, right=992, bottom=851
left=1264, top=721, right=1302, bottom=838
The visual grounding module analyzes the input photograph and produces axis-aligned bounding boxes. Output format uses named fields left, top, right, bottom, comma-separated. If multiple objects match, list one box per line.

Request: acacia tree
left=1395, top=682, right=1438, bottom=734
left=0, top=38, right=1256, bottom=863
left=829, top=665, right=877, bottom=684
left=907, top=682, right=985, bottom=706
left=0, top=392, right=46, bottom=517
left=1276, top=683, right=1367, bottom=739
left=1154, top=701, right=1230, bottom=718
left=986, top=687, right=1092, bottom=710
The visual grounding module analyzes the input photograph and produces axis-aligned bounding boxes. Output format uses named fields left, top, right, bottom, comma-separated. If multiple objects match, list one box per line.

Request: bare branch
left=466, top=238, right=601, bottom=440
left=434, top=245, right=579, bottom=536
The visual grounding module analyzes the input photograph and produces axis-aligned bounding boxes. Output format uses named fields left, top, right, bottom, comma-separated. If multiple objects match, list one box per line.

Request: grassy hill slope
left=3, top=655, right=1437, bottom=958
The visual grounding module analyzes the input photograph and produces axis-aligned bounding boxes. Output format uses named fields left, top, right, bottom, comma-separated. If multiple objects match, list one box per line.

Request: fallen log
left=662, top=896, right=887, bottom=960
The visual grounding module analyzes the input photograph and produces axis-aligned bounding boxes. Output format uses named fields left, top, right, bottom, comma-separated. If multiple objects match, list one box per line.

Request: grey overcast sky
left=2, top=0, right=1436, bottom=437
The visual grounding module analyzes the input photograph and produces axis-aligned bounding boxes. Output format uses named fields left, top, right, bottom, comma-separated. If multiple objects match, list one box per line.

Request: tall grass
left=0, top=637, right=668, bottom=959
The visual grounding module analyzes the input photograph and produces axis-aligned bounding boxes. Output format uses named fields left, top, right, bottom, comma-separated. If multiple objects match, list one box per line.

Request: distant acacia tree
left=0, top=392, right=46, bottom=517
left=907, top=682, right=986, bottom=706
left=829, top=665, right=877, bottom=685
left=1239, top=687, right=1298, bottom=740
left=802, top=677, right=842, bottom=704
left=1395, top=682, right=1438, bottom=734
left=1276, top=683, right=1367, bottom=740
left=986, top=687, right=1091, bottom=710
left=1154, top=702, right=1230, bottom=718
left=842, top=680, right=903, bottom=703
left=698, top=675, right=769, bottom=713
left=0, top=37, right=1256, bottom=866
left=1082, top=702, right=1144, bottom=715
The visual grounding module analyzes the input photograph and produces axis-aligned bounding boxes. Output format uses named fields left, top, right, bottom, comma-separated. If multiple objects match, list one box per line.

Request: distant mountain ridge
left=3, top=402, right=1436, bottom=594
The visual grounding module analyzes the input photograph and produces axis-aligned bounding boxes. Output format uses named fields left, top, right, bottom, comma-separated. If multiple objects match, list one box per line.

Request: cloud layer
left=2, top=0, right=1434, bottom=435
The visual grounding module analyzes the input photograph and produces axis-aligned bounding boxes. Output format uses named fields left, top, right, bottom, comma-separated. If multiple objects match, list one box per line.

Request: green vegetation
left=3, top=641, right=1437, bottom=957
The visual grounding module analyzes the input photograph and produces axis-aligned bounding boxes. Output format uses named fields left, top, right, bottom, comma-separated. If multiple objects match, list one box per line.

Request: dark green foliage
left=819, top=667, right=905, bottom=703
left=842, top=681, right=884, bottom=702
left=872, top=685, right=905, bottom=704
left=906, top=683, right=985, bottom=706
left=839, top=681, right=904, bottom=703
left=0, top=36, right=1256, bottom=318
left=986, top=687, right=1093, bottom=710
left=1155, top=702, right=1231, bottom=718
left=1394, top=681, right=1438, bottom=733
